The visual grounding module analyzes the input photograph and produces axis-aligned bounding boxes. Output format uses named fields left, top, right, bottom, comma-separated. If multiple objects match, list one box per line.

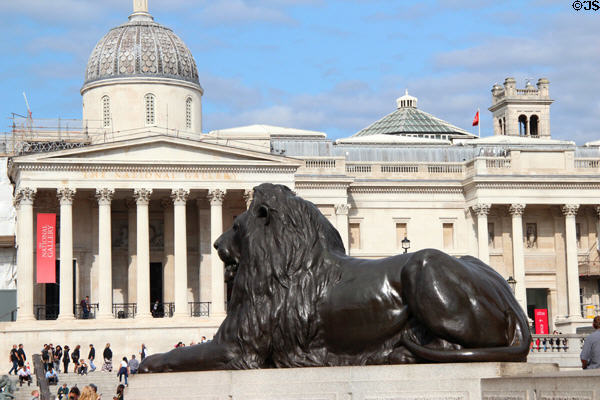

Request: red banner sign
left=36, top=213, right=56, bottom=284
left=534, top=308, right=549, bottom=335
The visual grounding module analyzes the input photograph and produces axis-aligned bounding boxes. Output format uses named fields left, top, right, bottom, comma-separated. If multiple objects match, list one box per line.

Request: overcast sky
left=0, top=0, right=598, bottom=143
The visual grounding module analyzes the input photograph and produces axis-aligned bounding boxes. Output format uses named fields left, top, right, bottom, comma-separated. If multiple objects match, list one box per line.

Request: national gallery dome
left=83, top=6, right=199, bottom=88
left=81, top=0, right=203, bottom=136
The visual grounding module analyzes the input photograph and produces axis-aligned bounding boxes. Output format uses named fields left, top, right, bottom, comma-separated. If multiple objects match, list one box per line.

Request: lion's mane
left=213, top=184, right=345, bottom=368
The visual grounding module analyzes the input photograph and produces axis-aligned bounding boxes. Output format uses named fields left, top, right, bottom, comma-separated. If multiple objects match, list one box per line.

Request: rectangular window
left=443, top=223, right=454, bottom=249
left=349, top=223, right=360, bottom=250
left=396, top=223, right=407, bottom=249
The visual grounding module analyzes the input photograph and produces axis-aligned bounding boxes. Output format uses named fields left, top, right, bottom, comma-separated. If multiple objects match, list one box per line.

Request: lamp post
left=506, top=276, right=517, bottom=294
left=402, top=237, right=411, bottom=254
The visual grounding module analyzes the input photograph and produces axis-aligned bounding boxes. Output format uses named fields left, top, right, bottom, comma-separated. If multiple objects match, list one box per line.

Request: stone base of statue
left=125, top=362, right=579, bottom=400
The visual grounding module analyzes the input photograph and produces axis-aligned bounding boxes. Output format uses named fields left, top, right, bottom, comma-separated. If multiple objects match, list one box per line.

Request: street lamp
left=401, top=237, right=411, bottom=254
left=506, top=276, right=517, bottom=294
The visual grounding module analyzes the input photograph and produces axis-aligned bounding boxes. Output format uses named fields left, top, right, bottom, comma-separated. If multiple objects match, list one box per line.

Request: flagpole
left=478, top=108, right=480, bottom=137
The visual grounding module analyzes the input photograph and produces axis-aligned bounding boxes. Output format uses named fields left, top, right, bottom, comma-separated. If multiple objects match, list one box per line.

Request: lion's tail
left=402, top=309, right=531, bottom=363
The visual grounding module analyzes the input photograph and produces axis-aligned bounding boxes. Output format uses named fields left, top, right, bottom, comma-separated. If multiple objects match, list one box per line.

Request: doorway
left=43, top=260, right=77, bottom=320
left=526, top=288, right=549, bottom=333
left=150, top=262, right=163, bottom=305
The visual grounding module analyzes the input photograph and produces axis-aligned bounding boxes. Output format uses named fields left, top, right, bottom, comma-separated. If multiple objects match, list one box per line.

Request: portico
left=10, top=135, right=301, bottom=322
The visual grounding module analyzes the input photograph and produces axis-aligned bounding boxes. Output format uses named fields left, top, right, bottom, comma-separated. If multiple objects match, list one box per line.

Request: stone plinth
left=482, top=368, right=600, bottom=399
left=125, top=363, right=557, bottom=400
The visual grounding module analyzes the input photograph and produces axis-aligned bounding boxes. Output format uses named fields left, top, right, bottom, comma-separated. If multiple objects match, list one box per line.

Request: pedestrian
left=128, top=354, right=139, bottom=374
left=68, top=386, right=80, bottom=400
left=9, top=344, right=19, bottom=375
left=140, top=343, right=147, bottom=361
left=78, top=359, right=88, bottom=375
left=45, top=365, right=59, bottom=385
left=41, top=345, right=50, bottom=371
left=30, top=389, right=40, bottom=400
left=80, top=296, right=91, bottom=319
left=117, top=356, right=129, bottom=386
left=112, top=384, right=124, bottom=400
left=152, top=300, right=159, bottom=318
left=17, top=344, right=27, bottom=367
left=72, top=345, right=81, bottom=374
left=88, top=344, right=96, bottom=372
left=54, top=345, right=63, bottom=373
left=200, top=336, right=207, bottom=343
left=57, top=383, right=69, bottom=400
left=581, top=315, right=600, bottom=369
left=63, top=345, right=70, bottom=374
left=102, top=343, right=113, bottom=372
left=79, top=385, right=98, bottom=400
left=17, top=364, right=32, bottom=387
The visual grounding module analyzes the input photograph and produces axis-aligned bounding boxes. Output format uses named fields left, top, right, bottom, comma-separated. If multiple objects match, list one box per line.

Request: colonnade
left=14, top=186, right=230, bottom=321
left=472, top=203, right=583, bottom=320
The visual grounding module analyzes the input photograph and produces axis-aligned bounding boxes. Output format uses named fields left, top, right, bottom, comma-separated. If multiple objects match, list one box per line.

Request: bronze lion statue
left=139, top=183, right=530, bottom=372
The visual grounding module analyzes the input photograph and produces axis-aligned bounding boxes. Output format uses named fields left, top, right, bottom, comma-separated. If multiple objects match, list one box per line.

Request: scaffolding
left=0, top=114, right=106, bottom=156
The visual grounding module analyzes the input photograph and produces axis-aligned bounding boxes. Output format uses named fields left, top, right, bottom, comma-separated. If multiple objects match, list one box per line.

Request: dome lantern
left=130, top=0, right=153, bottom=22
left=396, top=89, right=418, bottom=109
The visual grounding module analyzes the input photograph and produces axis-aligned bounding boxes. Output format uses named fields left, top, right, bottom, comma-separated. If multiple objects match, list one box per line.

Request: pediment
left=14, top=135, right=297, bottom=165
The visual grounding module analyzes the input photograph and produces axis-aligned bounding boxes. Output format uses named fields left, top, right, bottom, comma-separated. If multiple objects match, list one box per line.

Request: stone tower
left=488, top=77, right=553, bottom=138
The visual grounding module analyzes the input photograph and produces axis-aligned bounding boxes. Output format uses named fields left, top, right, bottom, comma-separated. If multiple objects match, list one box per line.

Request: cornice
left=472, top=182, right=600, bottom=190
left=13, top=162, right=297, bottom=174
left=295, top=182, right=351, bottom=190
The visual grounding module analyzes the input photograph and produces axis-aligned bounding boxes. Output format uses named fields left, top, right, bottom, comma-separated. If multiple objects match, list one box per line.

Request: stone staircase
left=8, top=370, right=122, bottom=400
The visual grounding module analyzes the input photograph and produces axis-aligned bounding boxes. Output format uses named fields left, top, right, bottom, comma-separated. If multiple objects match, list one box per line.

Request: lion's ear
left=256, top=205, right=271, bottom=225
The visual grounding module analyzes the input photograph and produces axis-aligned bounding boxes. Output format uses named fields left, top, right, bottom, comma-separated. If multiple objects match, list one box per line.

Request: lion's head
left=214, top=183, right=345, bottom=283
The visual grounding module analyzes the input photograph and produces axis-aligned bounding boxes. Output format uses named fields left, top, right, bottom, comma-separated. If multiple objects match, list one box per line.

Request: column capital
left=472, top=203, right=491, bottom=216
left=509, top=204, right=525, bottom=217
left=134, top=188, right=153, bottom=205
left=207, top=189, right=225, bottom=206
left=562, top=204, right=579, bottom=217
left=243, top=189, right=254, bottom=209
left=335, top=203, right=351, bottom=215
left=14, top=187, right=36, bottom=207
left=95, top=188, right=114, bottom=205
left=171, top=188, right=190, bottom=205
left=57, top=188, right=76, bottom=205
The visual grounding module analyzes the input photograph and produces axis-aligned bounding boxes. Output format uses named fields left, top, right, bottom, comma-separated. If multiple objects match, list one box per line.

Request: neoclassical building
left=1, top=0, right=600, bottom=367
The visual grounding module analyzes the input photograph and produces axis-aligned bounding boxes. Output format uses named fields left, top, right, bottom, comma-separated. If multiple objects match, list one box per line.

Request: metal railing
left=113, top=303, right=137, bottom=319
left=152, top=302, right=175, bottom=318
left=34, top=304, right=59, bottom=320
left=74, top=303, right=99, bottom=319
left=189, top=302, right=210, bottom=317
left=0, top=307, right=18, bottom=322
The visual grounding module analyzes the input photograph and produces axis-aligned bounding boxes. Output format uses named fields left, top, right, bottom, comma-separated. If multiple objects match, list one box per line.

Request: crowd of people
left=7, top=342, right=155, bottom=400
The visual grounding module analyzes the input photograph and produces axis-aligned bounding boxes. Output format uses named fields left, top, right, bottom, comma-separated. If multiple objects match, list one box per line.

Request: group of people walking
left=40, top=343, right=108, bottom=375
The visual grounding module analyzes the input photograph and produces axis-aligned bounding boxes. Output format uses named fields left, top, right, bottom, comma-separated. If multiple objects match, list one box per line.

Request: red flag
left=472, top=110, right=479, bottom=126
left=36, top=213, right=56, bottom=283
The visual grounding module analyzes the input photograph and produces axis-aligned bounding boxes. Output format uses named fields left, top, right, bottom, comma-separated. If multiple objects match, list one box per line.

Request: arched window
left=185, top=97, right=192, bottom=129
left=145, top=93, right=155, bottom=125
left=518, top=114, right=528, bottom=136
left=102, top=95, right=110, bottom=128
left=530, top=115, right=539, bottom=136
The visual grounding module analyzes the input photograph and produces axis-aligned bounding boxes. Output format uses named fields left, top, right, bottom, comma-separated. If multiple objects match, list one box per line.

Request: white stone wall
left=0, top=157, right=15, bottom=289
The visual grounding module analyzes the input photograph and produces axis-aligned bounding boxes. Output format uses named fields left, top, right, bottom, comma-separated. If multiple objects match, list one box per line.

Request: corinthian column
left=96, top=188, right=114, bottom=319
left=509, top=204, right=526, bottom=312
left=15, top=188, right=36, bottom=321
left=472, top=203, right=491, bottom=264
left=171, top=189, right=189, bottom=317
left=57, top=188, right=76, bottom=320
left=134, top=189, right=152, bottom=318
left=562, top=204, right=581, bottom=319
left=208, top=189, right=226, bottom=317
left=335, top=204, right=351, bottom=254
